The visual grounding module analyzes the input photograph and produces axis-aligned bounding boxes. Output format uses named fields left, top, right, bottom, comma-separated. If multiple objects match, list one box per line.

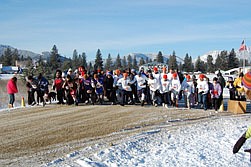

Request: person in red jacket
left=6, top=76, right=18, bottom=108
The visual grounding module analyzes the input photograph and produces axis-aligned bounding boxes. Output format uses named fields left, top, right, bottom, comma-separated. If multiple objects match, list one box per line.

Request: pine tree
left=115, top=54, right=122, bottom=69
left=146, top=57, right=149, bottom=63
left=12, top=49, right=20, bottom=66
left=194, top=56, right=206, bottom=73
left=168, top=51, right=178, bottom=70
left=139, top=57, right=145, bottom=66
left=182, top=54, right=193, bottom=72
left=88, top=62, right=93, bottom=71
left=156, top=51, right=164, bottom=63
left=62, top=60, right=72, bottom=72
left=122, top=56, right=127, bottom=68
left=127, top=54, right=132, bottom=68
left=81, top=52, right=87, bottom=68
left=94, top=49, right=103, bottom=71
left=132, top=55, right=138, bottom=69
left=2, top=48, right=12, bottom=66
left=206, top=55, right=214, bottom=73
left=182, top=53, right=190, bottom=72
left=189, top=56, right=194, bottom=72
left=49, top=45, right=60, bottom=71
left=228, top=49, right=239, bottom=69
left=105, top=53, right=113, bottom=70
left=72, top=49, right=78, bottom=70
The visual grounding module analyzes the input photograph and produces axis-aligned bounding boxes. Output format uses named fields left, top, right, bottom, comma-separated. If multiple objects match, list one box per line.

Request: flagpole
left=243, top=49, right=245, bottom=73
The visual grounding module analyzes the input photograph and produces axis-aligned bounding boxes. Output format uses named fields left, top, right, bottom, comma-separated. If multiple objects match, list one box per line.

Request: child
left=210, top=77, right=222, bottom=111
left=226, top=77, right=236, bottom=100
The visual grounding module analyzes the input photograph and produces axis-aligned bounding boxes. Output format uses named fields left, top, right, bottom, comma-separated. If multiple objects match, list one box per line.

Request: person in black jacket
left=103, top=72, right=115, bottom=104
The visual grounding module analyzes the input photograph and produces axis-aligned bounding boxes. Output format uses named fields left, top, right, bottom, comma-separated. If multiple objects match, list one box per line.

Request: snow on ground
left=43, top=114, right=251, bottom=167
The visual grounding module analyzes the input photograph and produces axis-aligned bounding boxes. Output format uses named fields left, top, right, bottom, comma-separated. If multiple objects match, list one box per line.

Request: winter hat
left=163, top=74, right=168, bottom=79
left=199, top=74, right=205, bottom=79
left=116, top=69, right=120, bottom=75
left=186, top=75, right=191, bottom=80
left=123, top=72, right=128, bottom=78
left=242, top=72, right=251, bottom=89
left=153, top=67, right=158, bottom=71
left=172, top=73, right=178, bottom=78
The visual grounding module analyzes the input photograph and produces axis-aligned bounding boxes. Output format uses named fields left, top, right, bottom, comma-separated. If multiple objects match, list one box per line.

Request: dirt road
left=0, top=104, right=232, bottom=166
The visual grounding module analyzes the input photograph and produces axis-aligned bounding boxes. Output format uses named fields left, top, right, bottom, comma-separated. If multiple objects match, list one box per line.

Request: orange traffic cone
left=21, top=97, right=26, bottom=107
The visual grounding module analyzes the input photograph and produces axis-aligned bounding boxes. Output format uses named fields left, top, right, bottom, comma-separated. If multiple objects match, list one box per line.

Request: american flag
left=239, top=40, right=247, bottom=51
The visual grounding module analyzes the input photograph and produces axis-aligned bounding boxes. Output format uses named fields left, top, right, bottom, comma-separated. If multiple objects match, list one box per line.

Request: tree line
left=0, top=45, right=247, bottom=78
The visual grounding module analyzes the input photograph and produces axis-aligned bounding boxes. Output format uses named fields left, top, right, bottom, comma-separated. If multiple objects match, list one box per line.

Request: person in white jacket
left=117, top=72, right=134, bottom=106
left=197, top=74, right=209, bottom=110
left=135, top=71, right=148, bottom=106
left=148, top=74, right=159, bottom=107
left=160, top=74, right=171, bottom=108
left=170, top=73, right=181, bottom=107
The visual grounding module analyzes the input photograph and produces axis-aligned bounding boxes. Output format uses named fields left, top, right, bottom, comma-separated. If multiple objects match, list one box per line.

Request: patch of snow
left=44, top=115, right=251, bottom=167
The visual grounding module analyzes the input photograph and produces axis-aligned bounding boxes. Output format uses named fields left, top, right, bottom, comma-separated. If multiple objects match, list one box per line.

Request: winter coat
left=181, top=80, right=192, bottom=96
left=135, top=75, right=147, bottom=90
left=7, top=78, right=18, bottom=94
left=211, top=83, right=222, bottom=99
left=117, top=77, right=133, bottom=92
left=37, top=76, right=49, bottom=92
left=170, top=79, right=181, bottom=93
left=197, top=80, right=209, bottom=94
left=160, top=79, right=171, bottom=93
left=148, top=78, right=159, bottom=91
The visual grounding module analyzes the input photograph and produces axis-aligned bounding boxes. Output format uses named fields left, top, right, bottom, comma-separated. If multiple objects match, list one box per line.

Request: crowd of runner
left=25, top=65, right=247, bottom=111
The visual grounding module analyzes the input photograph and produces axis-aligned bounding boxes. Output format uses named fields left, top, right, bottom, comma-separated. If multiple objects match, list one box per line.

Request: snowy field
left=43, top=114, right=251, bottom=167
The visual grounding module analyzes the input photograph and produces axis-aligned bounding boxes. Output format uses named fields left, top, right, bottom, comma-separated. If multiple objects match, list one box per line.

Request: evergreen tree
left=127, top=54, right=132, bottom=68
left=81, top=52, right=87, bottom=68
left=2, top=48, right=12, bottom=66
left=194, top=56, right=206, bottom=73
left=228, top=48, right=239, bottom=69
left=156, top=51, right=164, bottom=63
left=94, top=49, right=103, bottom=71
left=215, top=51, right=228, bottom=71
left=49, top=45, right=60, bottom=71
left=12, top=49, right=20, bottom=66
left=62, top=60, right=72, bottom=72
left=146, top=57, right=149, bottom=63
left=115, top=54, right=122, bottom=69
left=182, top=54, right=193, bottom=72
left=105, top=53, right=113, bottom=70
left=182, top=53, right=190, bottom=72
left=88, top=62, right=93, bottom=71
left=20, top=55, right=24, bottom=61
left=206, top=55, right=215, bottom=73
left=220, top=50, right=228, bottom=71
left=26, top=56, right=33, bottom=69
left=168, top=51, right=178, bottom=70
left=132, top=55, right=138, bottom=69
left=139, top=57, right=145, bottom=66
left=189, top=56, right=194, bottom=72
left=71, top=49, right=78, bottom=70
left=122, top=56, right=127, bottom=68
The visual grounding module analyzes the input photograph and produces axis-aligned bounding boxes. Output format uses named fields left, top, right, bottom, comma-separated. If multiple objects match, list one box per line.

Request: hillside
left=0, top=44, right=69, bottom=62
